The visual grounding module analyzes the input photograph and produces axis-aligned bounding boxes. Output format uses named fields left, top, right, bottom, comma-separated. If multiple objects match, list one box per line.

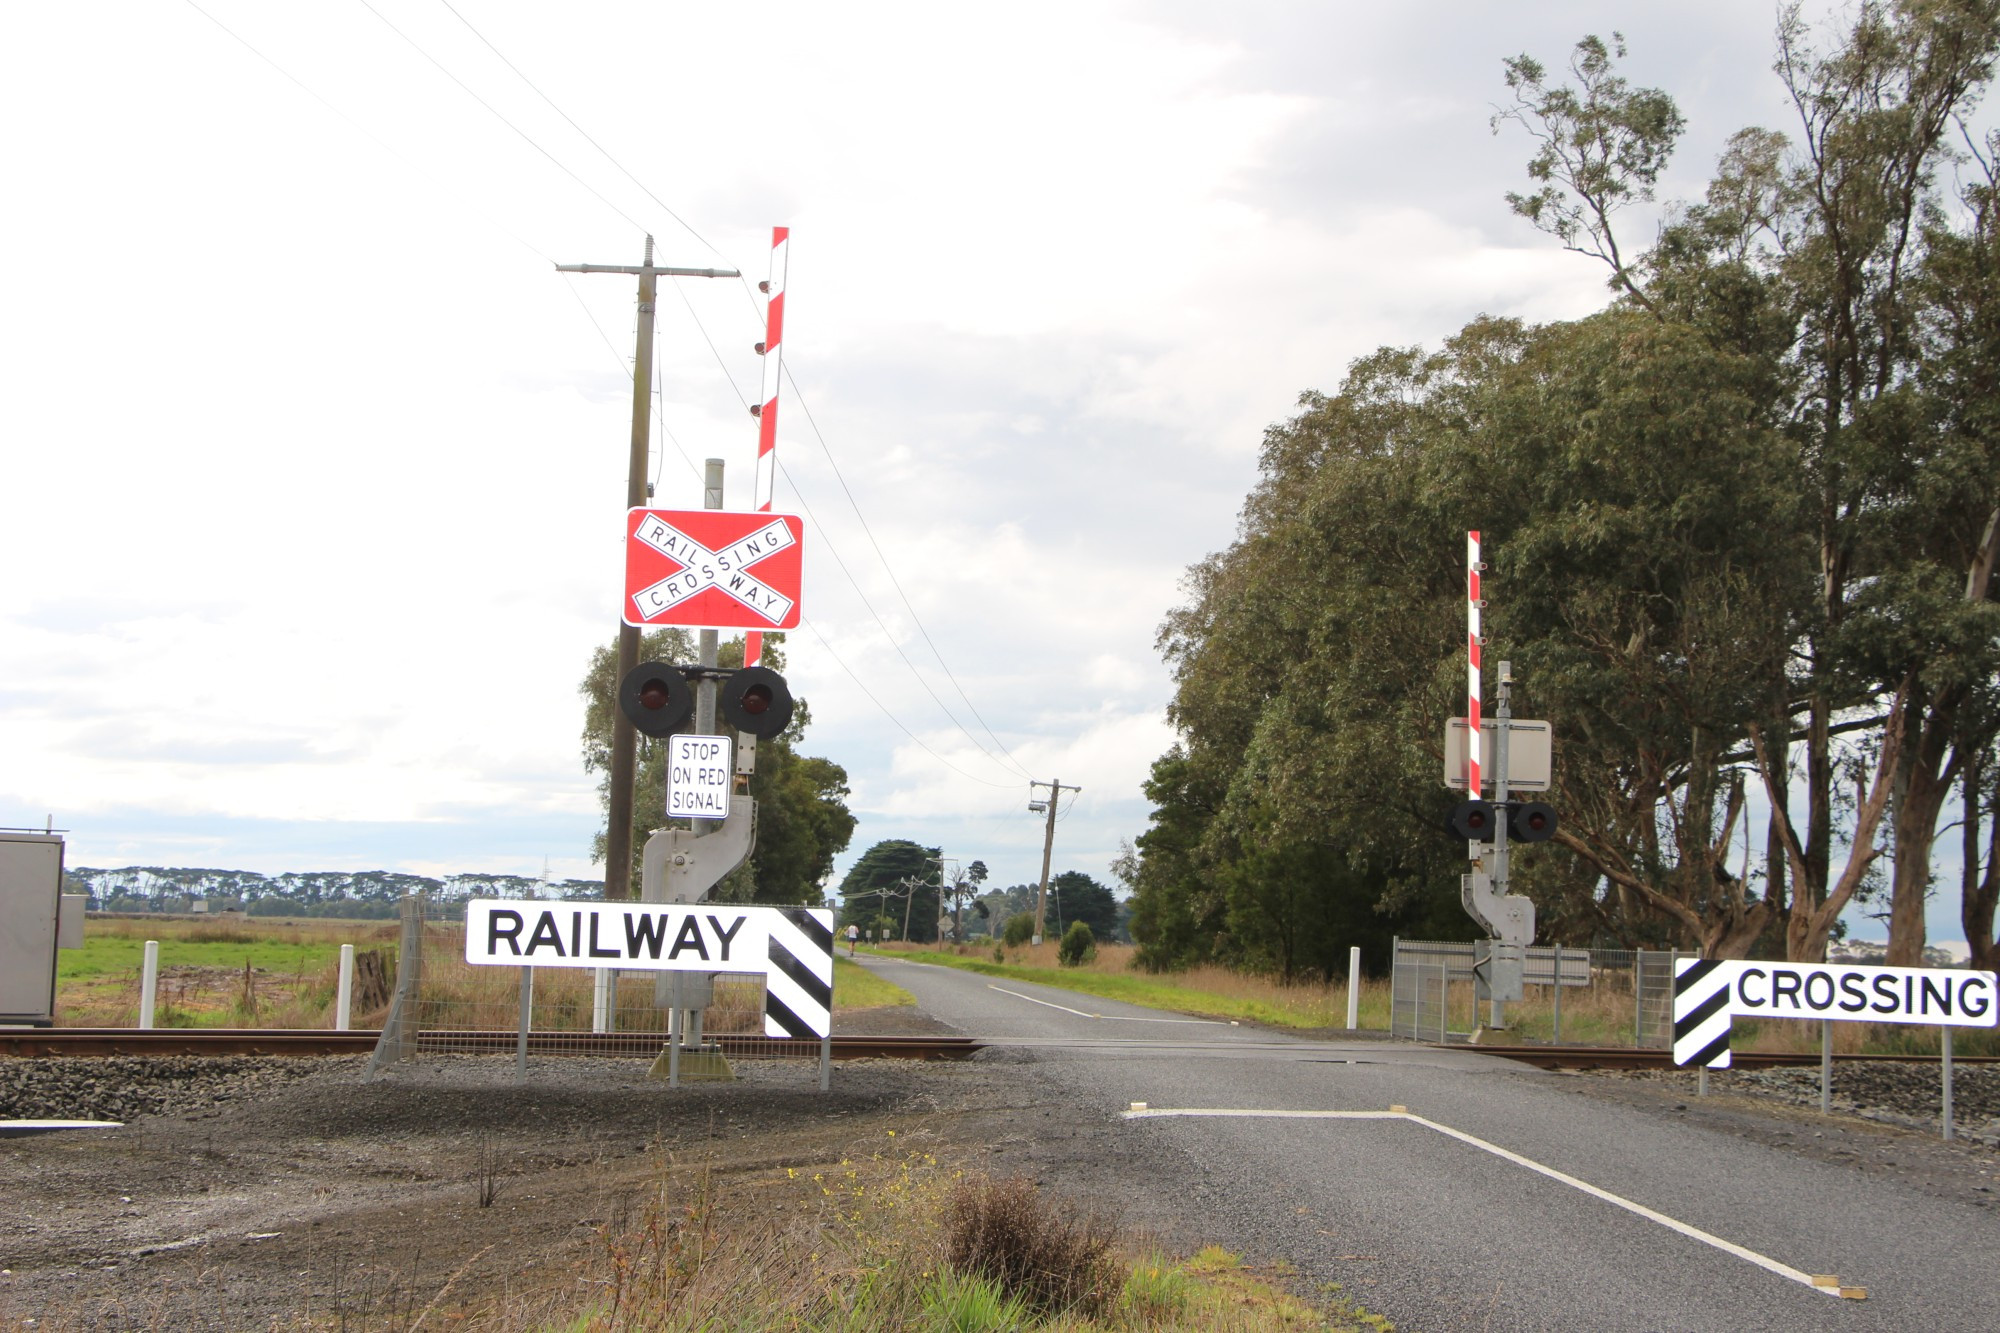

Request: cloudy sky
left=8, top=2, right=1955, bottom=940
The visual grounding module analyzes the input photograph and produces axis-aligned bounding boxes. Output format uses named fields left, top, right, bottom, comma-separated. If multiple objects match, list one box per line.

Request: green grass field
left=60, top=914, right=915, bottom=1029
left=860, top=942, right=1391, bottom=1031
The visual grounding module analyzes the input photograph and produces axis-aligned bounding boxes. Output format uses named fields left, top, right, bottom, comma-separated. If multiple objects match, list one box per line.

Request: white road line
left=1120, top=1107, right=1850, bottom=1299
left=988, top=985, right=1095, bottom=1017
left=983, top=985, right=1221, bottom=1024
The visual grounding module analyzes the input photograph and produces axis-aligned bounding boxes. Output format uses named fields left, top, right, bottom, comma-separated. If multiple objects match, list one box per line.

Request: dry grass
left=944, top=1174, right=1122, bottom=1319
left=299, top=1148, right=1379, bottom=1331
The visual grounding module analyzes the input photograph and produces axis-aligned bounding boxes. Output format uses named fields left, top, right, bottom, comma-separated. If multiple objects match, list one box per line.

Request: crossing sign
left=623, top=509, right=805, bottom=631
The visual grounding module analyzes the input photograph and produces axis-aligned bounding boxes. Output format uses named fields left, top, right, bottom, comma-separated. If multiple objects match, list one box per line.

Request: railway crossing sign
left=1673, top=958, right=1998, bottom=1068
left=464, top=898, right=834, bottom=1038
left=623, top=509, right=806, bottom=631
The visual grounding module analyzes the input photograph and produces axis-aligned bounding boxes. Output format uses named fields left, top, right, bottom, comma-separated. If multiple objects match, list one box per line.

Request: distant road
left=861, top=953, right=1996, bottom=1332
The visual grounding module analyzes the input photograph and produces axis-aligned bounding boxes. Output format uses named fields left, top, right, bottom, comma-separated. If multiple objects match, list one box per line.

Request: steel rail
left=0, top=1028, right=980, bottom=1061
left=1456, top=1043, right=2000, bottom=1071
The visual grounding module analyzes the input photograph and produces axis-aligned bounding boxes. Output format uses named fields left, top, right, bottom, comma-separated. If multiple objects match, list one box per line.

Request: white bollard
left=592, top=966, right=611, bottom=1034
left=335, top=943, right=355, bottom=1030
left=1346, top=946, right=1362, bottom=1030
left=139, top=939, right=160, bottom=1029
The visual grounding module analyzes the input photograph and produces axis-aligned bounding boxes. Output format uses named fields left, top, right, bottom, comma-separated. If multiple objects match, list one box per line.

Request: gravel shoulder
left=4, top=1013, right=1995, bottom=1330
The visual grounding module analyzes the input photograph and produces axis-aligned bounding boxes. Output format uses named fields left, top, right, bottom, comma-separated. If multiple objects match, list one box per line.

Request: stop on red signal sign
left=622, top=509, right=805, bottom=631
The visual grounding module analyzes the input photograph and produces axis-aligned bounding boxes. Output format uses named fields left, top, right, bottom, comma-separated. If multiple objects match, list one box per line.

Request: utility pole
left=928, top=855, right=961, bottom=942
left=1029, top=779, right=1080, bottom=944
left=895, top=874, right=929, bottom=942
left=556, top=237, right=739, bottom=899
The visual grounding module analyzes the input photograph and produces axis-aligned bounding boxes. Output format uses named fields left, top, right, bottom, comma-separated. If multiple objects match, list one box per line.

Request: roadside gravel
left=0, top=1056, right=326, bottom=1124
left=1590, top=1060, right=2000, bottom=1145
left=4, top=1034, right=1995, bottom=1329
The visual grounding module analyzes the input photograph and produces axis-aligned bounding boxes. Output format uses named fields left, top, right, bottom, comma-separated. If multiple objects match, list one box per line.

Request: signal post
left=1445, top=533, right=1557, bottom=1028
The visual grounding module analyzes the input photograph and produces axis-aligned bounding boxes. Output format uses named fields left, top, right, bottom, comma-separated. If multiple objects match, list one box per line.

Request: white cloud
left=11, top=0, right=1944, bottom=937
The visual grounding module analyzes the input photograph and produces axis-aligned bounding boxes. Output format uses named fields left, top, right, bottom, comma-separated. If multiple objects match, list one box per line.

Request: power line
left=353, top=0, right=648, bottom=234
left=435, top=0, right=735, bottom=267
left=559, top=274, right=700, bottom=486
left=180, top=0, right=552, bottom=266
left=796, top=619, right=1025, bottom=791
left=774, top=457, right=1029, bottom=783
left=783, top=367, right=1035, bottom=779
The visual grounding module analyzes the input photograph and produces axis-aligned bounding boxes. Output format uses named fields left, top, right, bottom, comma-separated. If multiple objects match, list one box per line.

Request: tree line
left=1124, top=7, right=2000, bottom=978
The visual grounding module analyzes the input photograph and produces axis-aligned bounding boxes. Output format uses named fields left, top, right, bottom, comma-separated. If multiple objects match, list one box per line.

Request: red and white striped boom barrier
left=1467, top=530, right=1482, bottom=794
left=745, top=225, right=790, bottom=669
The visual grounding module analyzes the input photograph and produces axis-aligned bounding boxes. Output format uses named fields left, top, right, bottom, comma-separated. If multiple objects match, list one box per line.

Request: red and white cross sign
left=623, top=509, right=806, bottom=631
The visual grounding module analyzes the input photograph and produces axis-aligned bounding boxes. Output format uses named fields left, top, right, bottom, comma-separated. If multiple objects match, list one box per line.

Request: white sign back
left=667, top=734, right=733, bottom=819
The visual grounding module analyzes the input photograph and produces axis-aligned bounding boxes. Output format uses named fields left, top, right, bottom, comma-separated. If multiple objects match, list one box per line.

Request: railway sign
left=623, top=509, right=805, bottom=631
left=1673, top=958, right=1999, bottom=1068
left=464, top=898, right=833, bottom=1038
left=1443, top=718, right=1552, bottom=791
left=666, top=734, right=732, bottom=819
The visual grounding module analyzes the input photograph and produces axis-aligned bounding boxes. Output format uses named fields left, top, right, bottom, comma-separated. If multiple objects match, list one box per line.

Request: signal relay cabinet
left=1, top=832, right=83, bottom=1026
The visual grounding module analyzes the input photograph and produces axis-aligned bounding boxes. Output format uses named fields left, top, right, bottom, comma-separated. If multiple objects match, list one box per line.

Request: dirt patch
left=0, top=1052, right=1072, bottom=1330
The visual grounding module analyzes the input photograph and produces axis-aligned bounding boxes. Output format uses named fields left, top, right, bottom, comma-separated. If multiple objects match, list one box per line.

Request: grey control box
left=1, top=832, right=67, bottom=1025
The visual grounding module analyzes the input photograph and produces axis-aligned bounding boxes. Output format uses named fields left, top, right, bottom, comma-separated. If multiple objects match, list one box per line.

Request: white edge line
left=1121, top=1108, right=1841, bottom=1298
left=982, top=984, right=1224, bottom=1025
left=988, top=984, right=1096, bottom=1018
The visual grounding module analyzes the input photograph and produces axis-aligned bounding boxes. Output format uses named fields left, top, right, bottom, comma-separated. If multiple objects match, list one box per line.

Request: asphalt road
left=860, top=953, right=1998, bottom=1333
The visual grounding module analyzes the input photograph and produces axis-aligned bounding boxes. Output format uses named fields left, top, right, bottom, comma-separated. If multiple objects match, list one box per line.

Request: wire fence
left=366, top=894, right=830, bottom=1083
left=1389, top=937, right=1685, bottom=1046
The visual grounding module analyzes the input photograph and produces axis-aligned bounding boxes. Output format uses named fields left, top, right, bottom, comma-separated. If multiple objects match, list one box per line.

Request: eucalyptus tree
left=1498, top=7, right=2000, bottom=961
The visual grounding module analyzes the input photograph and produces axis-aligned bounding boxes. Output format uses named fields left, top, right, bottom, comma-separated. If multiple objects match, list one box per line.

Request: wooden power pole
left=1030, top=779, right=1080, bottom=944
left=556, top=237, right=738, bottom=899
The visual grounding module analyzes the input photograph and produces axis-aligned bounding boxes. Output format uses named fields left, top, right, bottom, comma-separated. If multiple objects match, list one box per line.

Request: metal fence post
left=1942, top=1026, right=1955, bottom=1141
left=1346, top=945, right=1362, bottom=1030
left=1633, top=955, right=1644, bottom=1049
left=1664, top=950, right=1679, bottom=1049
left=1390, top=936, right=1401, bottom=1038
left=1438, top=961, right=1449, bottom=1043
left=335, top=943, right=355, bottom=1031
left=1551, top=944, right=1562, bottom=1045
left=139, top=940, right=159, bottom=1029
left=515, top=966, right=533, bottom=1080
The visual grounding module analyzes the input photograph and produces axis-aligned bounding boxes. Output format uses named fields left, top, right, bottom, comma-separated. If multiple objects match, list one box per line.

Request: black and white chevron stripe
left=764, top=907, right=834, bottom=1039
left=1673, top=958, right=1734, bottom=1068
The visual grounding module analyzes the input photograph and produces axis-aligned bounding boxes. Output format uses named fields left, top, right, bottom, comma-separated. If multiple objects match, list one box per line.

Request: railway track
left=1460, top=1042, right=2000, bottom=1071
left=0, top=1028, right=982, bottom=1061
left=3, top=1029, right=1986, bottom=1071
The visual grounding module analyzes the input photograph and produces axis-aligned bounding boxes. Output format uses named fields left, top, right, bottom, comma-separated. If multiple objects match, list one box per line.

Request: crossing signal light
left=1446, top=799, right=1559, bottom=844
left=1511, top=800, right=1558, bottom=843
left=720, top=665, right=794, bottom=739
left=618, top=661, right=694, bottom=738
left=1448, top=799, right=1497, bottom=842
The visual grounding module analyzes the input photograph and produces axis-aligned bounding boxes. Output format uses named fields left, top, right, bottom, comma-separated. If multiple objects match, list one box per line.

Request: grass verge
left=861, top=944, right=1385, bottom=1031
left=832, top=956, right=915, bottom=1011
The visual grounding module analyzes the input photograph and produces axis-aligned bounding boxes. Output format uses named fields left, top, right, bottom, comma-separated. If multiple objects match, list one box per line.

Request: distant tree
left=1048, top=871, right=1121, bottom=940
left=836, top=839, right=943, bottom=941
